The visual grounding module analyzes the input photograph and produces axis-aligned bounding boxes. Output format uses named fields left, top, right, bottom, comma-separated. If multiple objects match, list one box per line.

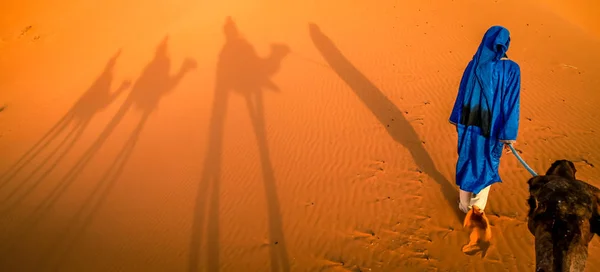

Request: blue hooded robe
left=449, top=26, right=521, bottom=194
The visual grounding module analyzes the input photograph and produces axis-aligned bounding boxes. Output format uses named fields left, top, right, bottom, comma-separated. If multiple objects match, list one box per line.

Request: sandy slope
left=1, top=0, right=600, bottom=271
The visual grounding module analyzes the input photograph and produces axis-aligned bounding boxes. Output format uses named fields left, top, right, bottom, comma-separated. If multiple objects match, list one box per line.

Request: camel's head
left=527, top=160, right=596, bottom=272
left=269, top=43, right=291, bottom=59
left=546, top=159, right=577, bottom=180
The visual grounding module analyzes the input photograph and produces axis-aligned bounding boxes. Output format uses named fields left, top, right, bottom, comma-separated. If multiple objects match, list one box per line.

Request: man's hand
left=500, top=140, right=516, bottom=154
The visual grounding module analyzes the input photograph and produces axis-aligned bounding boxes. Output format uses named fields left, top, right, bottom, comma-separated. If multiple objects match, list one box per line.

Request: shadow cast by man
left=0, top=50, right=130, bottom=213
left=188, top=17, right=290, bottom=272
left=308, top=23, right=462, bottom=221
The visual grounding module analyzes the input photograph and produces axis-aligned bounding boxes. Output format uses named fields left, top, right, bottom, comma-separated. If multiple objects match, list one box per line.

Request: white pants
left=458, top=185, right=491, bottom=213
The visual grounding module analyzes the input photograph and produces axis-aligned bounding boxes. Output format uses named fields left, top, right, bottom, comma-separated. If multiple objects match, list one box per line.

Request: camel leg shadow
left=37, top=112, right=151, bottom=270
left=0, top=111, right=74, bottom=190
left=0, top=98, right=134, bottom=256
left=245, top=91, right=290, bottom=272
left=1, top=119, right=90, bottom=214
left=188, top=87, right=228, bottom=272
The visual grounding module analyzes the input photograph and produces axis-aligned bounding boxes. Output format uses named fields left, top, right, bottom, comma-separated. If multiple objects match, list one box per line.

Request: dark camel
left=527, top=159, right=600, bottom=271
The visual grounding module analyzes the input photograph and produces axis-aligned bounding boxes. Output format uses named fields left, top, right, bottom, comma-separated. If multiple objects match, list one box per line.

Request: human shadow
left=188, top=17, right=290, bottom=272
left=0, top=50, right=130, bottom=213
left=308, top=23, right=463, bottom=220
left=1, top=37, right=196, bottom=264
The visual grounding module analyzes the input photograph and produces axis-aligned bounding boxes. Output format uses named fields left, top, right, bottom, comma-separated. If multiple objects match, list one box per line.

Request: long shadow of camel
left=34, top=36, right=197, bottom=269
left=0, top=50, right=130, bottom=213
left=188, top=17, right=291, bottom=272
left=308, top=23, right=462, bottom=221
left=0, top=38, right=196, bottom=264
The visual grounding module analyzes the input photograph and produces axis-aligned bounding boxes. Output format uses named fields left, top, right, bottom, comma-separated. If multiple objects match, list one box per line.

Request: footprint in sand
left=352, top=229, right=376, bottom=239
left=19, top=26, right=32, bottom=37
left=304, top=201, right=315, bottom=207
left=17, top=26, right=41, bottom=42
left=354, top=160, right=387, bottom=183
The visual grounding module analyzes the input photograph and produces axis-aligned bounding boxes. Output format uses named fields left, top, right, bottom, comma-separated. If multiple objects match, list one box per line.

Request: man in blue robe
left=449, top=25, right=521, bottom=214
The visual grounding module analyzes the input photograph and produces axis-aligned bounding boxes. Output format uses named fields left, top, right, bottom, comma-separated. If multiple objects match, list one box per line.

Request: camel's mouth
left=271, top=44, right=291, bottom=56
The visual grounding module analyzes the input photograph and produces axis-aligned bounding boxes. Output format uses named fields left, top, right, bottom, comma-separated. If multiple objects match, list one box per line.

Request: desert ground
left=1, top=0, right=600, bottom=271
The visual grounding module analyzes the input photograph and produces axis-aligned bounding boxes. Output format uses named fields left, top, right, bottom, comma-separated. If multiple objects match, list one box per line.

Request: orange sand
left=1, top=0, right=600, bottom=271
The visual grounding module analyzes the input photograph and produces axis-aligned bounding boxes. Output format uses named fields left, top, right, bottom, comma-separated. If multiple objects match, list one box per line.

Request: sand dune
left=1, top=0, right=600, bottom=271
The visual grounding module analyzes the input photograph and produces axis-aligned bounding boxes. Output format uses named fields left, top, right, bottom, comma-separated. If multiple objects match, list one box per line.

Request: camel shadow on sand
left=188, top=17, right=290, bottom=272
left=0, top=37, right=196, bottom=270
left=0, top=50, right=130, bottom=214
left=36, top=37, right=197, bottom=270
left=0, top=50, right=131, bottom=265
left=307, top=23, right=462, bottom=221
